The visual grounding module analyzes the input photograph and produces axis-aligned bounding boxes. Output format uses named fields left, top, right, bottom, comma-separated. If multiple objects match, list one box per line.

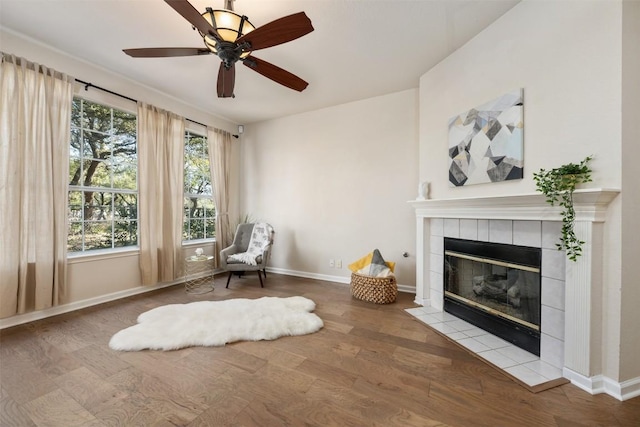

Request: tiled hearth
left=408, top=190, right=619, bottom=394
left=405, top=305, right=564, bottom=389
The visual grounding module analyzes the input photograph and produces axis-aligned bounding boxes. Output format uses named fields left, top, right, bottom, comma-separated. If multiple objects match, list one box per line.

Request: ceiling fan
left=123, top=0, right=314, bottom=98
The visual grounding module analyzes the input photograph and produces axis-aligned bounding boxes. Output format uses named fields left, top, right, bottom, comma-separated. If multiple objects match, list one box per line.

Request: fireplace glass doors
left=444, top=238, right=541, bottom=355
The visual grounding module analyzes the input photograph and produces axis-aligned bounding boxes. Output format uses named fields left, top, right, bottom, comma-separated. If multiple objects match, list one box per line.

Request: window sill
left=67, top=247, right=140, bottom=264
left=182, top=239, right=216, bottom=247
left=67, top=240, right=218, bottom=264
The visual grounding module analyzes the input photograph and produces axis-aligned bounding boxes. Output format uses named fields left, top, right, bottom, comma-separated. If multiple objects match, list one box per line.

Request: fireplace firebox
left=444, top=238, right=541, bottom=355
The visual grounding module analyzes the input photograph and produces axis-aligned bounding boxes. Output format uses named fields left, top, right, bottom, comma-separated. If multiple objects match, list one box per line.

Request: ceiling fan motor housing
left=216, top=41, right=247, bottom=68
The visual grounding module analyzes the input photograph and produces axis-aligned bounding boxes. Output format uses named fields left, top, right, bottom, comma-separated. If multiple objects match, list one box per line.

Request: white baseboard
left=1, top=268, right=416, bottom=329
left=615, top=376, right=640, bottom=401
left=0, top=281, right=175, bottom=330
left=266, top=267, right=416, bottom=294
left=266, top=267, right=350, bottom=284
left=397, top=284, right=416, bottom=294
left=563, top=368, right=640, bottom=401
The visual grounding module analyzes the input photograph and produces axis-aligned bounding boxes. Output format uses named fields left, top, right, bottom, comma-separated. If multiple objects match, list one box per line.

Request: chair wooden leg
left=226, top=271, right=233, bottom=288
left=257, top=270, right=264, bottom=288
left=263, top=268, right=267, bottom=278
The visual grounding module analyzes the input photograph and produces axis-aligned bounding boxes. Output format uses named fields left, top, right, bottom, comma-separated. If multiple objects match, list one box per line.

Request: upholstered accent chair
left=219, top=223, right=274, bottom=288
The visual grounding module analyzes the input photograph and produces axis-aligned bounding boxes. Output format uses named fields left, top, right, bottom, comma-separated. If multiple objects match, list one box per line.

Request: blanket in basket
left=348, top=249, right=395, bottom=277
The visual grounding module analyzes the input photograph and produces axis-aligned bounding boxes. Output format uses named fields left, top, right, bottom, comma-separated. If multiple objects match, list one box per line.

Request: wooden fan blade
left=164, top=0, right=220, bottom=40
left=236, top=12, right=313, bottom=51
left=243, top=56, right=308, bottom=92
left=217, top=63, right=236, bottom=98
left=123, top=47, right=211, bottom=58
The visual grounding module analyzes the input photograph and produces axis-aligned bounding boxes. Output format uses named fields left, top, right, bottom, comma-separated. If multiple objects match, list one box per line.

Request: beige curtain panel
left=0, top=53, right=74, bottom=318
left=208, top=127, right=232, bottom=267
left=137, top=102, right=185, bottom=285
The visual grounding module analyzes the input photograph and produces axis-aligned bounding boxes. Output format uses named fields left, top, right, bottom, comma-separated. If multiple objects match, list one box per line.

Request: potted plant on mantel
left=533, top=155, right=593, bottom=261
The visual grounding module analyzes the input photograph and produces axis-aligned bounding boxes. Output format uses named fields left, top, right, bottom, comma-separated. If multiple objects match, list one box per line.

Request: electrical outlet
left=329, top=259, right=335, bottom=268
left=336, top=259, right=342, bottom=269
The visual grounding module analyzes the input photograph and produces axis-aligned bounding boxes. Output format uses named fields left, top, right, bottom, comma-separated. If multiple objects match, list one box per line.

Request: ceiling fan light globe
left=200, top=9, right=254, bottom=58
left=203, top=35, right=218, bottom=53
left=200, top=9, right=254, bottom=42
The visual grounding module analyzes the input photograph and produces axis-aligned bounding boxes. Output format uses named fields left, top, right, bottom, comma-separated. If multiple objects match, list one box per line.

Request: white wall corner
left=563, top=368, right=640, bottom=401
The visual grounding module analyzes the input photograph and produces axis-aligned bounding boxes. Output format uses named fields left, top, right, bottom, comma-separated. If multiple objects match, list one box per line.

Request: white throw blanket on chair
left=228, top=223, right=272, bottom=266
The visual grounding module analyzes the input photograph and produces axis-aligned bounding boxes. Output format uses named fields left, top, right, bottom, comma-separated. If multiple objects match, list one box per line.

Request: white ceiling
left=0, top=0, right=519, bottom=124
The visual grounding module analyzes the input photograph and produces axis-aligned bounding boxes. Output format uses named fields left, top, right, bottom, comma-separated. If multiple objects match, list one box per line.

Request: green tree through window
left=68, top=98, right=138, bottom=252
left=184, top=131, right=215, bottom=240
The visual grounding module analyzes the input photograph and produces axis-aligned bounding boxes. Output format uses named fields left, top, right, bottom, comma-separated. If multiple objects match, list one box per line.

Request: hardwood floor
left=1, top=274, right=639, bottom=426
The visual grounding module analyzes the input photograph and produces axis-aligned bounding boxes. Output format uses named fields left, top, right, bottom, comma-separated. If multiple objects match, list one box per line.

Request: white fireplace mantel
left=408, top=188, right=620, bottom=222
left=409, top=188, right=621, bottom=397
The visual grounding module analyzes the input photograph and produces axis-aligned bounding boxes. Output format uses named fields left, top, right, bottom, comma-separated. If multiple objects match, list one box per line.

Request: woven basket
left=350, top=272, right=397, bottom=304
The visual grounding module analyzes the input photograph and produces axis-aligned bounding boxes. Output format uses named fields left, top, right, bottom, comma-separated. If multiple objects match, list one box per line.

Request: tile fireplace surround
left=408, top=189, right=620, bottom=395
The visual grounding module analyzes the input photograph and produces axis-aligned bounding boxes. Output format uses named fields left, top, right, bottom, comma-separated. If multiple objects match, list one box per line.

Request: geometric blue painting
left=448, top=89, right=524, bottom=186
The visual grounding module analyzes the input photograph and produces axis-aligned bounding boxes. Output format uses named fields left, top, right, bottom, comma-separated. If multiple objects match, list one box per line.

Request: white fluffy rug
left=109, top=296, right=323, bottom=351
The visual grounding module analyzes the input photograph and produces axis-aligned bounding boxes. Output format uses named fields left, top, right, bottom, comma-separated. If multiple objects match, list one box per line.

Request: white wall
left=420, top=1, right=621, bottom=199
left=0, top=29, right=240, bottom=316
left=419, top=0, right=639, bottom=386
left=619, top=0, right=640, bottom=382
left=239, top=90, right=419, bottom=288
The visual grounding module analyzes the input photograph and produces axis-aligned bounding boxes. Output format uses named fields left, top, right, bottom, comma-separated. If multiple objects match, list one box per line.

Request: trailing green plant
left=533, top=156, right=593, bottom=261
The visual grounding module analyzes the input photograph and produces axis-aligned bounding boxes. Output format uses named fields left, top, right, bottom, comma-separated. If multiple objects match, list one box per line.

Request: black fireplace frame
left=443, top=238, right=541, bottom=356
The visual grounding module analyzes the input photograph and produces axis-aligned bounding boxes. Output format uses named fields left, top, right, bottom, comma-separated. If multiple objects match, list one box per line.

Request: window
left=183, top=130, right=215, bottom=241
left=68, top=98, right=138, bottom=252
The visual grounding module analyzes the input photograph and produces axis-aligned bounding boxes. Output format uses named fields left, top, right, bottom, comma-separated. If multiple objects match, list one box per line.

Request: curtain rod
left=75, top=78, right=213, bottom=130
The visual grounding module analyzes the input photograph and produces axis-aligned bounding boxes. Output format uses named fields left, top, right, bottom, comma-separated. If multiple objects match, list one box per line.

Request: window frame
left=183, top=126, right=216, bottom=243
left=67, top=94, right=139, bottom=254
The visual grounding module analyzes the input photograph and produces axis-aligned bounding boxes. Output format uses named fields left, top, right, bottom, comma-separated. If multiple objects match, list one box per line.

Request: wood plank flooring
left=1, top=274, right=639, bottom=426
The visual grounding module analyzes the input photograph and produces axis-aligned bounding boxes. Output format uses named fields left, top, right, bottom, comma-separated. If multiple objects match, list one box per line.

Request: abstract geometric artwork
left=448, top=89, right=524, bottom=186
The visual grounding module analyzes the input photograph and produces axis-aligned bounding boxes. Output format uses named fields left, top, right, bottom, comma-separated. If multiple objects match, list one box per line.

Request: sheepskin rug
left=109, top=296, right=323, bottom=351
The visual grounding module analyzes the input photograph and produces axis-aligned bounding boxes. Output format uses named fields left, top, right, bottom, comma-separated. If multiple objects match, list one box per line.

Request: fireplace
left=409, top=190, right=621, bottom=398
left=444, top=238, right=541, bottom=355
